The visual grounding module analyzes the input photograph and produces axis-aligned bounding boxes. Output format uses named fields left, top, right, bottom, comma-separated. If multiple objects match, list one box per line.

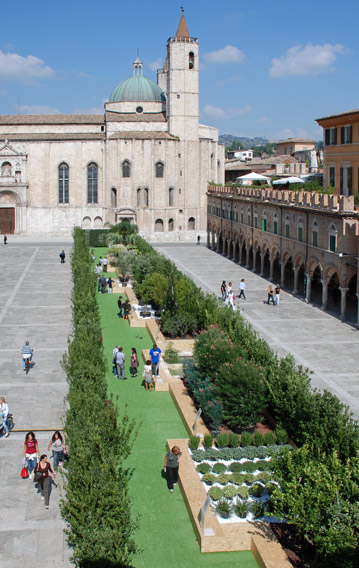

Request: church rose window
left=58, top=162, right=69, bottom=204
left=87, top=163, right=98, bottom=204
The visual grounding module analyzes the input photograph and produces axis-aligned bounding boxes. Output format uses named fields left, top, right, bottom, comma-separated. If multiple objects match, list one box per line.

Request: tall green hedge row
left=60, top=227, right=138, bottom=568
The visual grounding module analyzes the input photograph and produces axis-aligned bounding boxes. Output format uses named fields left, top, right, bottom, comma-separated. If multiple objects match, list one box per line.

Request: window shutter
left=340, top=167, right=343, bottom=194
left=348, top=167, right=353, bottom=195
left=325, top=129, right=330, bottom=145
left=333, top=128, right=337, bottom=145
left=341, top=126, right=345, bottom=144
left=349, top=125, right=352, bottom=143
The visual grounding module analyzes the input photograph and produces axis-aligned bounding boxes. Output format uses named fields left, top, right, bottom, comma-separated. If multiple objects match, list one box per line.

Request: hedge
left=84, top=228, right=109, bottom=247
left=60, top=227, right=139, bottom=567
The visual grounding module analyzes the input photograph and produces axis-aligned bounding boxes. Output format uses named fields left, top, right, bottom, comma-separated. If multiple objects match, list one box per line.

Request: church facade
left=0, top=13, right=224, bottom=238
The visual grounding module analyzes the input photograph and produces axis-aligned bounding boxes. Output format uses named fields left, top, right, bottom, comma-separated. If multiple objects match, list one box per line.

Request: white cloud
left=203, top=45, right=246, bottom=64
left=19, top=104, right=60, bottom=114
left=203, top=104, right=251, bottom=119
left=257, top=116, right=268, bottom=123
left=270, top=43, right=346, bottom=78
left=0, top=51, right=54, bottom=82
left=149, top=58, right=163, bottom=71
left=215, top=74, right=241, bottom=87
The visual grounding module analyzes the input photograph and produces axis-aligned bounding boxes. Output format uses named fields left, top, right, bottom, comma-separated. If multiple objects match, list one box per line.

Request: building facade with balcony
left=207, top=184, right=359, bottom=323
left=317, top=109, right=359, bottom=196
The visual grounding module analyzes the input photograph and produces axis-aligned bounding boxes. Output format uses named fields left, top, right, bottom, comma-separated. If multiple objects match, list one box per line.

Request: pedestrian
left=94, top=263, right=102, bottom=276
left=115, top=347, right=126, bottom=380
left=22, top=431, right=40, bottom=480
left=197, top=235, right=200, bottom=245
left=107, top=277, right=114, bottom=293
left=130, top=347, right=139, bottom=377
left=112, top=345, right=120, bottom=376
left=0, top=397, right=10, bottom=437
left=149, top=343, right=162, bottom=377
left=117, top=296, right=123, bottom=318
left=59, top=250, right=65, bottom=263
left=47, top=431, right=67, bottom=473
left=3, top=235, right=7, bottom=245
left=102, top=256, right=108, bottom=272
left=99, top=274, right=107, bottom=293
left=275, top=284, right=281, bottom=305
left=98, top=256, right=103, bottom=266
left=123, top=299, right=131, bottom=320
left=220, top=280, right=227, bottom=301
left=267, top=285, right=275, bottom=305
left=90, top=249, right=95, bottom=262
left=143, top=359, right=154, bottom=391
left=34, top=454, right=55, bottom=509
left=238, top=279, right=246, bottom=299
left=164, top=445, right=182, bottom=493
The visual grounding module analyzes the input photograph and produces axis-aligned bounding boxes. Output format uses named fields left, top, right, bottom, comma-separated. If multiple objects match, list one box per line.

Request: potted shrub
left=203, top=433, right=213, bottom=449
left=232, top=499, right=249, bottom=518
left=208, top=486, right=223, bottom=501
left=215, top=499, right=232, bottom=519
left=250, top=501, right=265, bottom=519
left=223, top=485, right=239, bottom=499
left=240, top=431, right=252, bottom=447
left=202, top=473, right=216, bottom=486
left=212, top=463, right=227, bottom=474
left=216, top=432, right=230, bottom=448
left=197, top=463, right=211, bottom=474
left=189, top=435, right=201, bottom=450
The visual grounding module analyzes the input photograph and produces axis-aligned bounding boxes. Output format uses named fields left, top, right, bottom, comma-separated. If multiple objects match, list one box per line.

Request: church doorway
left=0, top=207, right=15, bottom=234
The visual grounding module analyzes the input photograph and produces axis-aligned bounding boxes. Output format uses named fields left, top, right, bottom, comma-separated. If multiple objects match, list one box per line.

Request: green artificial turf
left=97, top=261, right=258, bottom=568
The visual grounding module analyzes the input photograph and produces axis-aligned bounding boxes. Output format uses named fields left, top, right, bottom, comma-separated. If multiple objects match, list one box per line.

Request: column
left=305, top=273, right=312, bottom=303
left=269, top=257, right=274, bottom=281
left=280, top=262, right=285, bottom=287
left=356, top=293, right=359, bottom=328
left=222, top=238, right=226, bottom=255
left=321, top=278, right=329, bottom=310
left=216, top=236, right=221, bottom=253
left=245, top=247, right=250, bottom=269
left=260, top=252, right=265, bottom=277
left=207, top=230, right=210, bottom=248
left=339, top=287, right=349, bottom=320
left=239, top=243, right=243, bottom=264
left=292, top=267, right=299, bottom=295
left=252, top=250, right=257, bottom=272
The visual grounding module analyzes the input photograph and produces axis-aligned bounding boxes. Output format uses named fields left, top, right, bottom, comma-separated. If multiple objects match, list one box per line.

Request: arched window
left=273, top=212, right=279, bottom=235
left=122, top=160, right=131, bottom=178
left=297, top=216, right=304, bottom=242
left=144, top=187, right=149, bottom=207
left=58, top=162, right=69, bottom=204
left=247, top=207, right=251, bottom=225
left=137, top=188, right=142, bottom=207
left=87, top=163, right=98, bottom=203
left=329, top=223, right=337, bottom=252
left=261, top=211, right=267, bottom=231
left=168, top=218, right=174, bottom=232
left=169, top=187, right=175, bottom=207
left=155, top=219, right=164, bottom=232
left=1, top=162, right=11, bottom=176
left=285, top=214, right=290, bottom=238
left=188, top=217, right=195, bottom=230
left=211, top=153, right=214, bottom=169
left=111, top=188, right=117, bottom=208
left=240, top=206, right=244, bottom=224
left=254, top=208, right=258, bottom=229
left=312, top=220, right=319, bottom=247
left=155, top=162, right=164, bottom=178
left=189, top=51, right=194, bottom=69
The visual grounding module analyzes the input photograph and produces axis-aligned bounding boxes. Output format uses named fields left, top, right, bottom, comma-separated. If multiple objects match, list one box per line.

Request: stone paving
left=0, top=237, right=73, bottom=567
left=152, top=242, right=359, bottom=420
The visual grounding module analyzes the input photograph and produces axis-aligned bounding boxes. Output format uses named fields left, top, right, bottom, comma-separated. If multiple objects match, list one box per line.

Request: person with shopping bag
left=22, top=431, right=40, bottom=480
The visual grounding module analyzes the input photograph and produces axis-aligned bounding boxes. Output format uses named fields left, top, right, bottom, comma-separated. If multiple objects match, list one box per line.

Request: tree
left=106, top=220, right=138, bottom=246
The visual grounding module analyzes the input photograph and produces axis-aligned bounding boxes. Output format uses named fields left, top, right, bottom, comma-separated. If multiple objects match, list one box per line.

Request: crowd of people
left=221, top=279, right=282, bottom=307
left=111, top=343, right=161, bottom=390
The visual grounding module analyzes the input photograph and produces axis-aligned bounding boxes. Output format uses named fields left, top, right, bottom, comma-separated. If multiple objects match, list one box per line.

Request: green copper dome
left=109, top=74, right=165, bottom=103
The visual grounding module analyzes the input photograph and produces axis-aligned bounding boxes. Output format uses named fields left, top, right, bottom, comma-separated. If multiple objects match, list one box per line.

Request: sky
left=0, top=0, right=358, bottom=142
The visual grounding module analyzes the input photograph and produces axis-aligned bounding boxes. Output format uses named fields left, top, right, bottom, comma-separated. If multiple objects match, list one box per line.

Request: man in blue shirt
left=21, top=341, right=33, bottom=370
left=149, top=344, right=162, bottom=377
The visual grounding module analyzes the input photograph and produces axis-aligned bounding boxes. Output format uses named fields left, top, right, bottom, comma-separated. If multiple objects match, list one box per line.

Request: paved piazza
left=0, top=237, right=72, bottom=567
left=153, top=242, right=359, bottom=420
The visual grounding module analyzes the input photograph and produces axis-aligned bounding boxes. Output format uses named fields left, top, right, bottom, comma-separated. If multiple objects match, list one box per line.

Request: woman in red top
left=22, top=431, right=40, bottom=480
left=35, top=454, right=55, bottom=508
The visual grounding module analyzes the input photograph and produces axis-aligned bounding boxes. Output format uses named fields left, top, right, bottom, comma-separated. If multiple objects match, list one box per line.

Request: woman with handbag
left=130, top=347, right=139, bottom=377
left=22, top=431, right=40, bottom=480
left=47, top=431, right=67, bottom=472
left=34, top=454, right=55, bottom=509
left=0, top=397, right=10, bottom=437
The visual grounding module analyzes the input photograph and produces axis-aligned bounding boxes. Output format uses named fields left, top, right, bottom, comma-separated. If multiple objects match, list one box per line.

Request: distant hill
left=219, top=134, right=271, bottom=148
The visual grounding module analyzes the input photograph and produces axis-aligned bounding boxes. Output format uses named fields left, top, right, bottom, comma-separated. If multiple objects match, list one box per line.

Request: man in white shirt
left=238, top=279, right=246, bottom=299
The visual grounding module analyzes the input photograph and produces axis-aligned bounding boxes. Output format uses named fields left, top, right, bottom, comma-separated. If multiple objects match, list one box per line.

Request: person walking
left=115, top=347, right=126, bottom=380
left=102, top=256, right=108, bottom=272
left=197, top=235, right=201, bottom=245
left=220, top=280, right=227, bottom=302
left=3, top=235, right=7, bottom=245
left=239, top=279, right=246, bottom=299
left=99, top=274, right=107, bottom=293
left=130, top=347, right=139, bottom=377
left=117, top=296, right=123, bottom=318
left=149, top=343, right=162, bottom=377
left=0, top=397, right=10, bottom=437
left=143, top=359, right=154, bottom=391
left=164, top=445, right=182, bottom=493
left=34, top=454, right=55, bottom=509
left=59, top=250, right=65, bottom=263
left=22, top=431, right=40, bottom=480
left=123, top=299, right=131, bottom=320
left=275, top=284, right=281, bottom=305
left=267, top=285, right=275, bottom=305
left=107, top=277, right=114, bottom=293
left=48, top=431, right=67, bottom=473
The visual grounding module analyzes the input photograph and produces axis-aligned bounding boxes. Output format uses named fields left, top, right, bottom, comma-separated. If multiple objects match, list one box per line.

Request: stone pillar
left=356, top=293, right=359, bottom=328
left=222, top=238, right=226, bottom=255
left=305, top=273, right=312, bottom=303
left=292, top=267, right=299, bottom=295
left=280, top=262, right=285, bottom=287
left=216, top=236, right=221, bottom=253
left=269, top=257, right=274, bottom=281
left=207, top=230, right=211, bottom=248
left=260, top=252, right=265, bottom=277
left=321, top=278, right=329, bottom=310
left=231, top=241, right=235, bottom=261
left=253, top=250, right=257, bottom=272
left=339, top=287, right=349, bottom=320
left=245, top=247, right=250, bottom=269
left=239, top=244, right=243, bottom=264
